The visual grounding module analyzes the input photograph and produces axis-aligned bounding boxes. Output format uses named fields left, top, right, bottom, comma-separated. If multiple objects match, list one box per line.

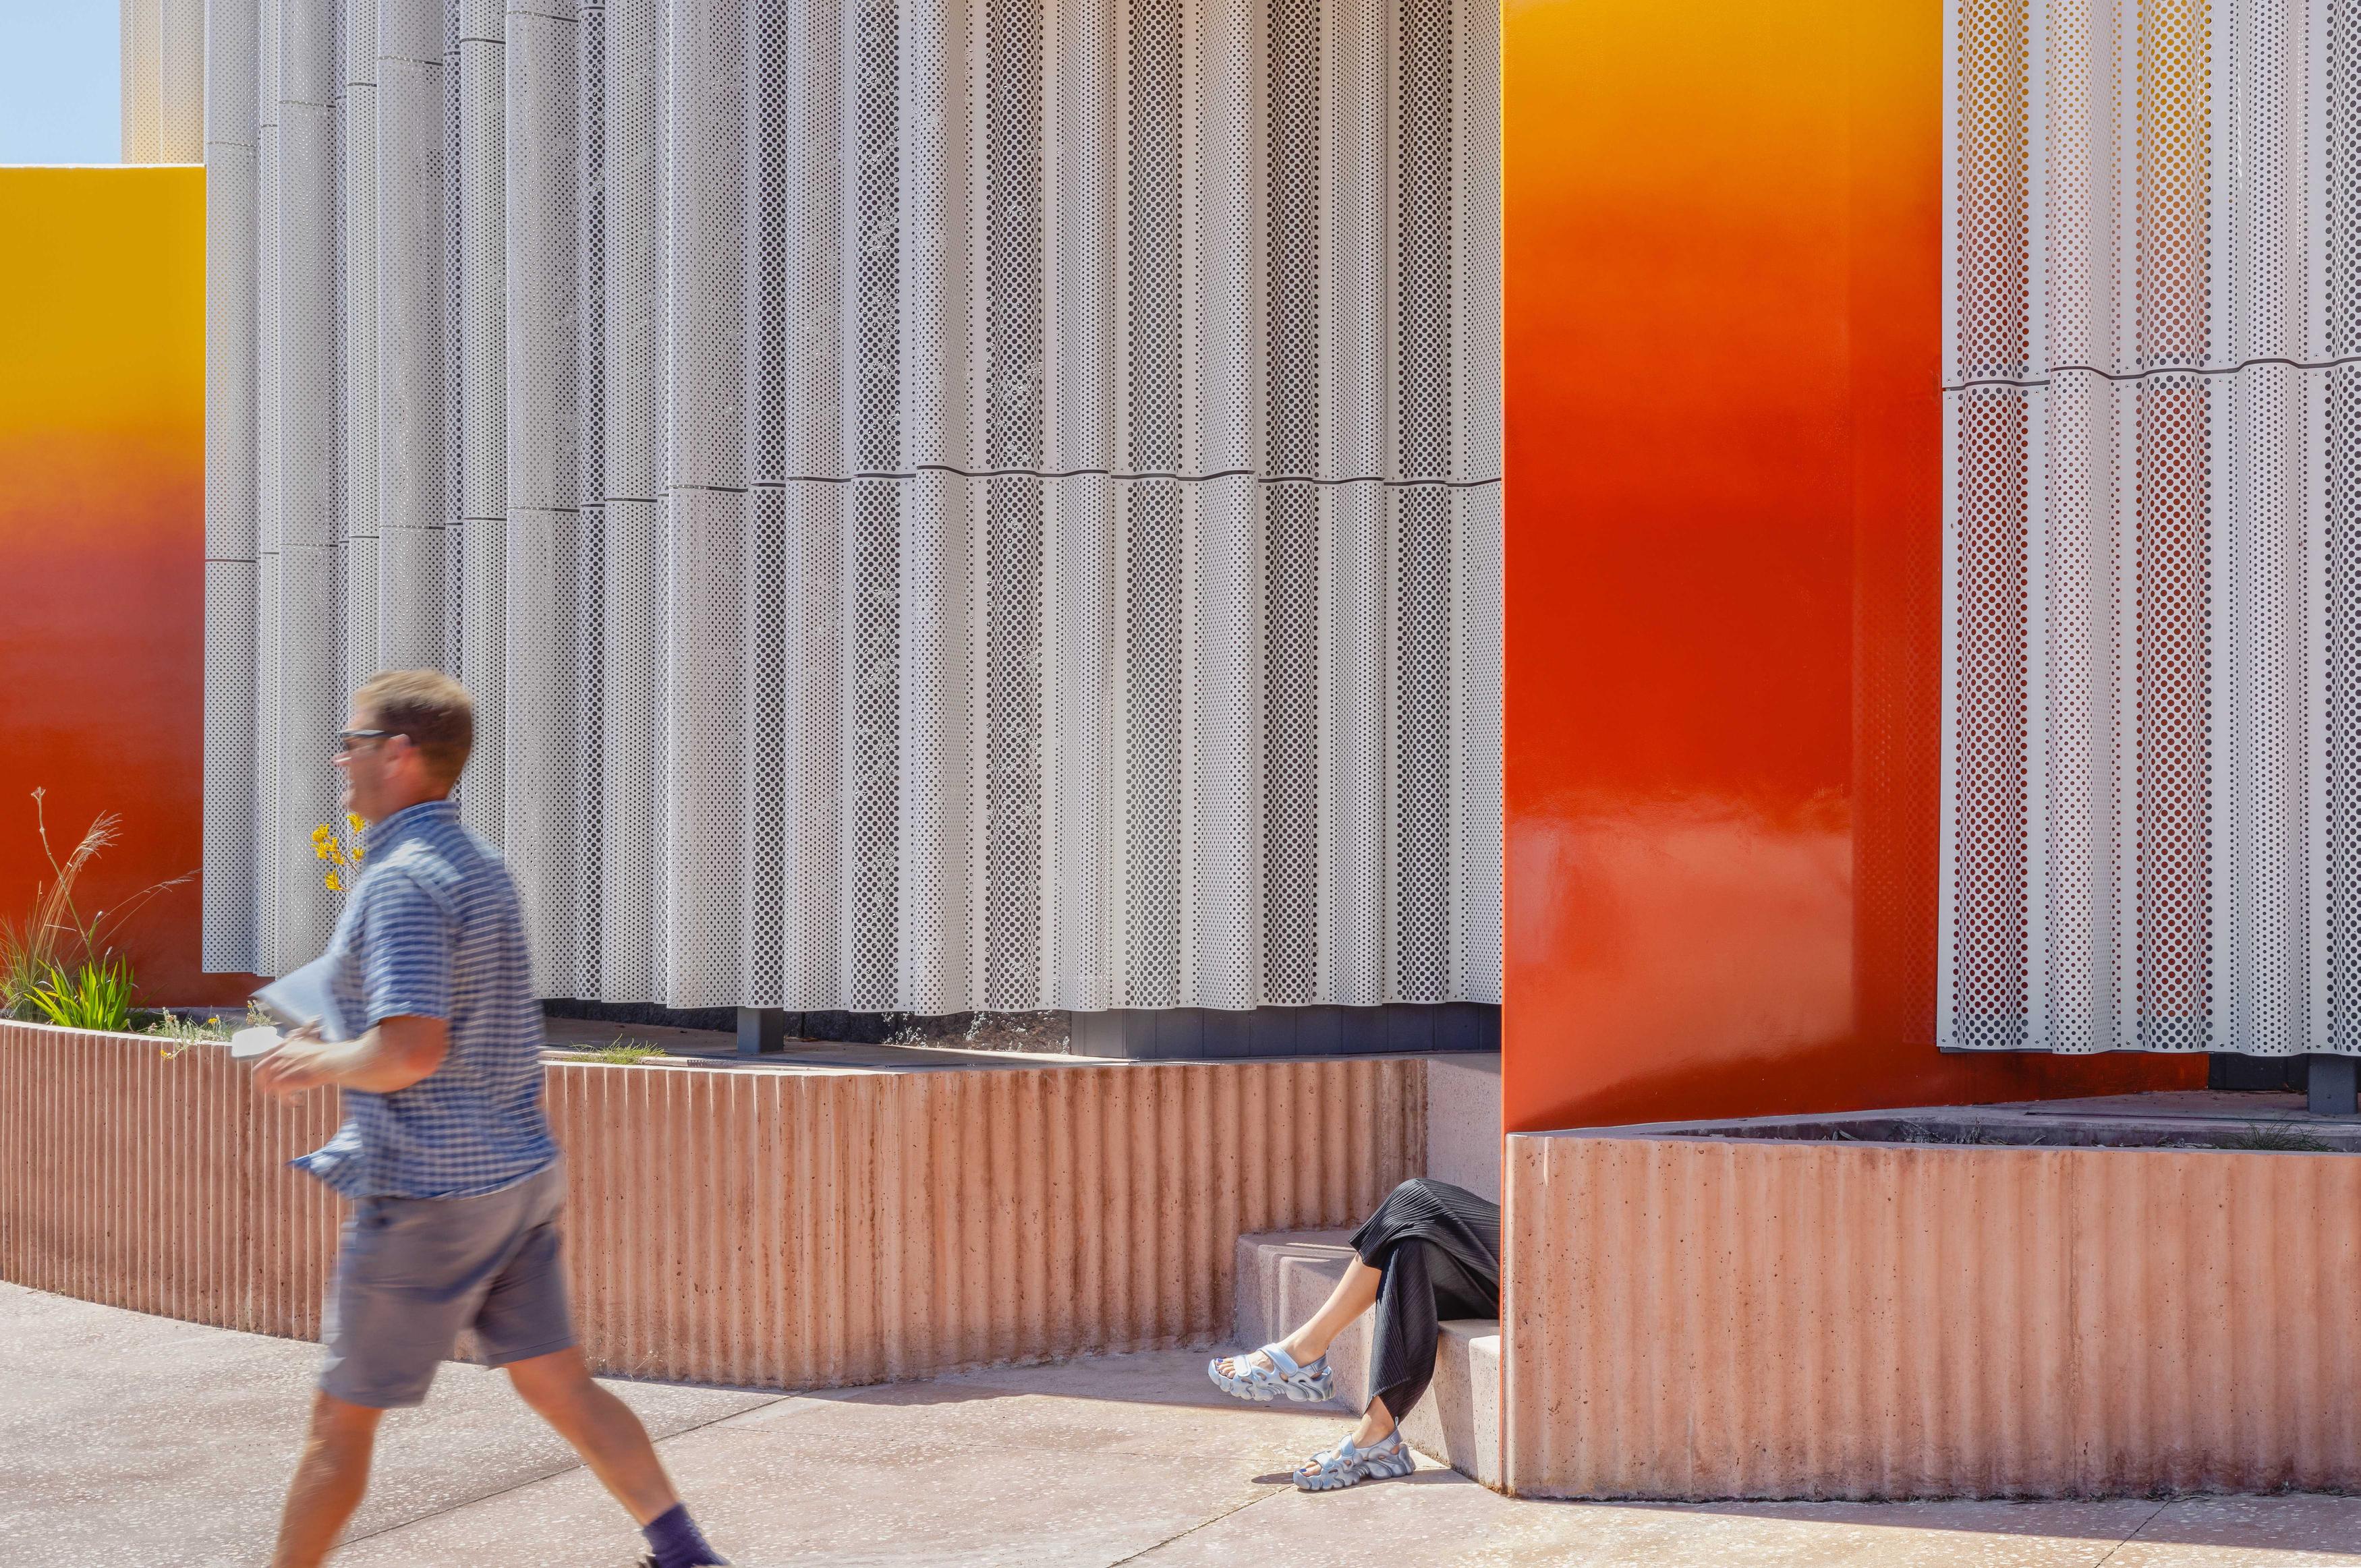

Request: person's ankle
left=642, top=1502, right=727, bottom=1567
left=1280, top=1332, right=1324, bottom=1366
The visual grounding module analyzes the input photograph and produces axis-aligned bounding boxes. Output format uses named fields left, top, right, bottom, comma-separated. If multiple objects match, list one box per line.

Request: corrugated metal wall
left=0, top=1021, right=1423, bottom=1381
left=1506, top=1130, right=2361, bottom=1499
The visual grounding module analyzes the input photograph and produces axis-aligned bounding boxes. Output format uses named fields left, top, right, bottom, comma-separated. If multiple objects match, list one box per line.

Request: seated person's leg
left=1213, top=1252, right=1378, bottom=1382
left=1361, top=1238, right=1439, bottom=1440
left=1214, top=1178, right=1506, bottom=1489
left=1215, top=1176, right=1502, bottom=1395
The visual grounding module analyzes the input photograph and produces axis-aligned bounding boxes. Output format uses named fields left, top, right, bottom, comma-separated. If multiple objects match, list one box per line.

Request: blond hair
left=355, top=669, right=476, bottom=784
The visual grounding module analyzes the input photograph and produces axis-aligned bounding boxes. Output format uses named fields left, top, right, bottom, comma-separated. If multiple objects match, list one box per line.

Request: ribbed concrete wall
left=0, top=1020, right=342, bottom=1337
left=1506, top=1130, right=2361, bottom=1499
left=0, top=1020, right=1422, bottom=1384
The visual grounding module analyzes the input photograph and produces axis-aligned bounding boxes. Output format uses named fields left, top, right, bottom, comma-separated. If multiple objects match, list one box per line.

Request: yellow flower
left=324, top=871, right=343, bottom=892
left=347, top=813, right=364, bottom=833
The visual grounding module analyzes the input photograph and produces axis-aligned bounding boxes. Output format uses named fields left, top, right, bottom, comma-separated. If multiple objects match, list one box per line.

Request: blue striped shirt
left=292, top=799, right=558, bottom=1199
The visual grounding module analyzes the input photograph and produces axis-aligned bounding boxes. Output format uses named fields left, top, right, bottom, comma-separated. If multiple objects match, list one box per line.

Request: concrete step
left=1232, top=1229, right=1502, bottom=1488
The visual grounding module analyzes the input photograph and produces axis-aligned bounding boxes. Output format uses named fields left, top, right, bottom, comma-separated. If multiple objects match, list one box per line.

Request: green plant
left=0, top=789, right=192, bottom=1022
left=562, top=1039, right=666, bottom=1066
left=146, top=1003, right=273, bottom=1060
left=29, top=957, right=137, bottom=1033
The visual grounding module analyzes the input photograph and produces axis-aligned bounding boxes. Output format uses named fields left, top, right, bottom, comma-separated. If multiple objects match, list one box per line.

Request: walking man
left=253, top=670, right=730, bottom=1568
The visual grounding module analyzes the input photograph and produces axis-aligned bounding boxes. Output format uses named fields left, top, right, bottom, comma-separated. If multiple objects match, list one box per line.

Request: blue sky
left=0, top=0, right=120, bottom=165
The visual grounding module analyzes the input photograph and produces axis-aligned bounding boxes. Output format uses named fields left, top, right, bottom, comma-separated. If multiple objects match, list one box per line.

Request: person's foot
left=1294, top=1427, right=1415, bottom=1491
left=1213, top=1347, right=1274, bottom=1378
left=639, top=1501, right=729, bottom=1565
left=1207, top=1341, right=1335, bottom=1403
left=1212, top=1336, right=1323, bottom=1381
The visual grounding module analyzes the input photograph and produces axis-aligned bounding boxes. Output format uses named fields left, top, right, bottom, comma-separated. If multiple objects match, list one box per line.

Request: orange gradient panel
left=0, top=167, right=254, bottom=1006
left=1501, top=0, right=2200, bottom=1131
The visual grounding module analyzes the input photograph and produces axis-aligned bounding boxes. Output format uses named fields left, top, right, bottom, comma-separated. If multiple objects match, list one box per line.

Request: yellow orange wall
left=0, top=167, right=250, bottom=1006
left=1500, top=0, right=2201, bottom=1131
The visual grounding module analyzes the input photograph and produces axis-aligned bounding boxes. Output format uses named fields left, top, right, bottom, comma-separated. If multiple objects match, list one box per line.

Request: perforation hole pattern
left=1941, top=0, right=2361, bottom=1054
left=204, top=0, right=1503, bottom=1012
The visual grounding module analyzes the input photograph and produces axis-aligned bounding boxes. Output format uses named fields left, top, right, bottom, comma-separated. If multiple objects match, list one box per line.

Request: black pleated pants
left=1348, top=1178, right=1502, bottom=1422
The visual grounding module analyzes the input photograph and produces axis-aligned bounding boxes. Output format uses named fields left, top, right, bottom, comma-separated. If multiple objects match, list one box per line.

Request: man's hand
left=253, top=1023, right=338, bottom=1101
left=249, top=1016, right=450, bottom=1099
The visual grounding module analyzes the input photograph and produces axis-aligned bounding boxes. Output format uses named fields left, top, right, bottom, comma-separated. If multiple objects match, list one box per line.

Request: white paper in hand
left=230, top=1025, right=284, bottom=1059
left=252, top=952, right=351, bottom=1043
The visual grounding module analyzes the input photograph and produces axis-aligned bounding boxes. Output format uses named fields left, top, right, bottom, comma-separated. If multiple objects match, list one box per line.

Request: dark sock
left=642, top=1503, right=727, bottom=1567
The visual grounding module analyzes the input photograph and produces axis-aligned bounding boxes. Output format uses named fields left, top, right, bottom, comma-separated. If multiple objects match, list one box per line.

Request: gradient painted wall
left=1501, top=0, right=2202, bottom=1132
left=0, top=166, right=250, bottom=1006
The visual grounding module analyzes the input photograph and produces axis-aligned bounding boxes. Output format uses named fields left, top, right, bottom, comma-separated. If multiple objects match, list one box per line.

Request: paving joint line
left=331, top=1390, right=800, bottom=1549
left=1103, top=1482, right=1288, bottom=1565
left=2090, top=1499, right=2175, bottom=1566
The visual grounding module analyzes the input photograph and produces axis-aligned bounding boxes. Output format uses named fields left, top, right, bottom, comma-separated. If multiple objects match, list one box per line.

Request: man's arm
left=256, top=865, right=457, bottom=1101
left=254, top=1014, right=450, bottom=1099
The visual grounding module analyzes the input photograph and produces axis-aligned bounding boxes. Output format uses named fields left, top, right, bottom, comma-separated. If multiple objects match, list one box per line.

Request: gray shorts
left=320, top=1161, right=575, bottom=1408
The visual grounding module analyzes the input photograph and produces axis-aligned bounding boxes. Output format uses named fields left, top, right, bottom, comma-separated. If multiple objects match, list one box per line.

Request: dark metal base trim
left=1071, top=1001, right=1499, bottom=1060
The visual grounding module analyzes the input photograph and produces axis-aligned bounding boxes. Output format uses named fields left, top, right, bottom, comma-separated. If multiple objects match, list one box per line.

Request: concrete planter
left=0, top=1018, right=1424, bottom=1389
left=1506, top=1101, right=2361, bottom=1500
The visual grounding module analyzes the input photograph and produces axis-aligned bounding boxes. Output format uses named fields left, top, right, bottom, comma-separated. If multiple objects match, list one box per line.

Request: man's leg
left=271, top=1391, right=385, bottom=1568
left=487, top=1182, right=724, bottom=1565
left=505, top=1345, right=679, bottom=1524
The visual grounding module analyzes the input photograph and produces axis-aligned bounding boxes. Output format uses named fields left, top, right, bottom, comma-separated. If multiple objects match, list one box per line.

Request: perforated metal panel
left=204, top=0, right=1502, bottom=1013
left=123, top=0, right=210, bottom=162
left=1941, top=0, right=2344, bottom=1053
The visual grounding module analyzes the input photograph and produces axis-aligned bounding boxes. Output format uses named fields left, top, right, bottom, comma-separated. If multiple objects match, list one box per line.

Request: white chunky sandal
left=1206, top=1341, right=1335, bottom=1403
left=1294, top=1428, right=1416, bottom=1491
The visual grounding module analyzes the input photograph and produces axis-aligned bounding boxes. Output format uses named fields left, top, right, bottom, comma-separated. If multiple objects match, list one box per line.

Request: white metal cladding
left=201, top=0, right=1503, bottom=1013
left=1940, top=0, right=2355, bottom=1053
left=123, top=0, right=209, bottom=162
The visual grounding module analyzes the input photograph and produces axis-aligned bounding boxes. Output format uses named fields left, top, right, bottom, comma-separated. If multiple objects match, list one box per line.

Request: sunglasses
left=333, top=729, right=405, bottom=755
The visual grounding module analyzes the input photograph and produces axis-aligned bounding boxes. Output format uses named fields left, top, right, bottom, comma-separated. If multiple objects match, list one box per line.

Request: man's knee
left=306, top=1390, right=385, bottom=1449
left=505, top=1344, right=598, bottom=1415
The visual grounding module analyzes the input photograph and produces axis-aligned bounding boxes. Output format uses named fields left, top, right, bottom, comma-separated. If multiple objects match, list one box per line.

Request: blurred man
left=254, top=670, right=729, bottom=1568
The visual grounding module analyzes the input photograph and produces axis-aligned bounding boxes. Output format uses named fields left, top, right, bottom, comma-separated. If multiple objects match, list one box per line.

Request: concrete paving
left=7, top=1281, right=2361, bottom=1567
